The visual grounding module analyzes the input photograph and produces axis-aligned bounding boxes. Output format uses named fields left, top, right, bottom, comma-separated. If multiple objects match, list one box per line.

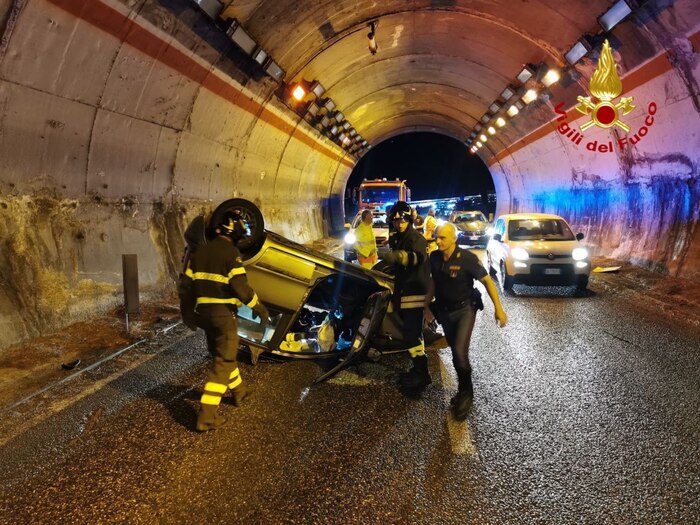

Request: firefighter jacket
left=180, top=236, right=259, bottom=314
left=389, top=226, right=430, bottom=299
left=354, top=221, right=377, bottom=261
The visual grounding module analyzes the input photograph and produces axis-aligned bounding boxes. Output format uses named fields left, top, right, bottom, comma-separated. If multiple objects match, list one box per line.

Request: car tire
left=500, top=261, right=514, bottom=292
left=576, top=275, right=589, bottom=291
left=209, top=198, right=265, bottom=257
left=487, top=253, right=497, bottom=276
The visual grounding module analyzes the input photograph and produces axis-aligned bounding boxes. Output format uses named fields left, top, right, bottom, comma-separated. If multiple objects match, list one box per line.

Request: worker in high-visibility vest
left=423, top=209, right=438, bottom=253
left=179, top=211, right=269, bottom=432
left=355, top=209, right=377, bottom=269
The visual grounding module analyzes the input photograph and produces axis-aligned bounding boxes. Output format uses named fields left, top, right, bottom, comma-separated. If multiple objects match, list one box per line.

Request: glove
left=379, top=249, right=408, bottom=265
left=252, top=302, right=270, bottom=331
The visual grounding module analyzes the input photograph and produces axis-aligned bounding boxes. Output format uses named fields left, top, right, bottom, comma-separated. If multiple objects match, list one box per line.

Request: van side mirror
left=344, top=223, right=351, bottom=229
left=576, top=232, right=584, bottom=241
left=493, top=233, right=502, bottom=242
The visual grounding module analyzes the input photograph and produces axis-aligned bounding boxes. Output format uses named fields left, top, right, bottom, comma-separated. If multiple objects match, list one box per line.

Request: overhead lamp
left=479, top=134, right=488, bottom=142
left=515, top=99, right=525, bottom=109
left=489, top=102, right=502, bottom=114
left=565, top=37, right=593, bottom=65
left=320, top=115, right=331, bottom=127
left=309, top=81, right=325, bottom=98
left=339, top=132, right=348, bottom=142
left=507, top=105, right=519, bottom=117
left=542, top=69, right=560, bottom=87
left=474, top=123, right=482, bottom=132
left=487, top=126, right=496, bottom=135
left=329, top=125, right=338, bottom=136
left=334, top=111, right=345, bottom=123
left=342, top=121, right=351, bottom=130
left=476, top=141, right=483, bottom=148
left=516, top=64, right=536, bottom=83
left=522, top=89, right=538, bottom=104
left=495, top=117, right=506, bottom=127
left=307, top=101, right=320, bottom=116
left=265, top=59, right=285, bottom=82
left=251, top=47, right=268, bottom=65
left=349, top=129, right=357, bottom=137
left=500, top=86, right=516, bottom=100
left=469, top=131, right=477, bottom=138
left=361, top=140, right=368, bottom=146
left=227, top=20, right=257, bottom=54
left=598, top=0, right=632, bottom=32
left=193, top=0, right=223, bottom=20
left=292, top=84, right=306, bottom=101
left=480, top=115, right=490, bottom=124
left=322, top=98, right=336, bottom=112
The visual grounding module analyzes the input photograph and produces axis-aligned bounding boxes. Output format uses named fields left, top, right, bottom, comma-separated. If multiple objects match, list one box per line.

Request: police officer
left=380, top=201, right=431, bottom=394
left=428, top=222, right=507, bottom=420
left=179, top=211, right=269, bottom=432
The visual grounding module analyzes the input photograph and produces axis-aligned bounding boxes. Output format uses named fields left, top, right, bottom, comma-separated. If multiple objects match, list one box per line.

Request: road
left=0, top=250, right=698, bottom=524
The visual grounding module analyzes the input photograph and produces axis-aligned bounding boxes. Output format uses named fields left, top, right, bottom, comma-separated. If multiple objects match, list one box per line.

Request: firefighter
left=427, top=222, right=507, bottom=420
left=355, top=209, right=377, bottom=269
left=424, top=209, right=438, bottom=253
left=380, top=201, right=432, bottom=394
left=179, top=211, right=269, bottom=432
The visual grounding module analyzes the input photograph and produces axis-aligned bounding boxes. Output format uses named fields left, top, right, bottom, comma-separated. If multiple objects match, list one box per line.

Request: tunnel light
left=474, top=123, right=482, bottom=132
left=227, top=21, right=257, bottom=54
left=307, top=101, right=320, bottom=116
left=265, top=59, right=285, bottom=81
left=542, top=69, right=560, bottom=87
left=489, top=102, right=502, bottom=114
left=470, top=146, right=477, bottom=153
left=495, top=117, right=506, bottom=127
left=469, top=131, right=477, bottom=138
left=349, top=128, right=357, bottom=137
left=598, top=0, right=632, bottom=32
left=342, top=121, right=351, bottom=130
left=522, top=89, right=538, bottom=104
left=251, top=47, right=268, bottom=65
left=507, top=105, right=519, bottom=117
left=500, top=86, right=516, bottom=100
left=479, top=134, right=488, bottom=142
left=565, top=38, right=592, bottom=65
left=193, top=0, right=223, bottom=20
left=476, top=141, right=483, bottom=148
left=320, top=115, right=331, bottom=127
left=334, top=111, right=345, bottom=123
left=516, top=64, right=535, bottom=83
left=292, top=84, right=306, bottom=101
left=329, top=125, right=338, bottom=136
left=309, top=81, right=325, bottom=98
left=480, top=115, right=490, bottom=124
left=515, top=100, right=525, bottom=109
left=487, top=126, right=496, bottom=135
left=322, top=98, right=336, bottom=112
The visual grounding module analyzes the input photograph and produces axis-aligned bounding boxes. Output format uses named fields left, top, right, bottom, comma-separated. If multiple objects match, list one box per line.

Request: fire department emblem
left=575, top=39, right=635, bottom=132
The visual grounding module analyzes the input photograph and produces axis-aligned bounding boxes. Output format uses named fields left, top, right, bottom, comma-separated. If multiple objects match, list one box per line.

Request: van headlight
left=511, top=247, right=529, bottom=260
left=344, top=232, right=356, bottom=245
left=486, top=227, right=494, bottom=236
left=572, top=247, right=589, bottom=261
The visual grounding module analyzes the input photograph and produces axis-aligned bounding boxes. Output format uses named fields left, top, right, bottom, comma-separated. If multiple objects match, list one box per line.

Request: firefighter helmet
left=216, top=210, right=247, bottom=242
left=388, top=201, right=413, bottom=223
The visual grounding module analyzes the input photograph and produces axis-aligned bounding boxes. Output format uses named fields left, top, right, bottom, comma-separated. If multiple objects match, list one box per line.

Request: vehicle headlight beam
left=511, top=247, right=529, bottom=260
left=572, top=247, right=589, bottom=261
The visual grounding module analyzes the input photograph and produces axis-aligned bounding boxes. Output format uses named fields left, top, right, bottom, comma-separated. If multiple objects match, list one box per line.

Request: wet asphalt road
left=1, top=254, right=699, bottom=524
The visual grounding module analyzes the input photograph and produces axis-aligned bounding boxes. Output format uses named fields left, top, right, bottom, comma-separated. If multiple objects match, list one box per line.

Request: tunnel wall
left=0, top=0, right=353, bottom=348
left=489, top=34, right=700, bottom=281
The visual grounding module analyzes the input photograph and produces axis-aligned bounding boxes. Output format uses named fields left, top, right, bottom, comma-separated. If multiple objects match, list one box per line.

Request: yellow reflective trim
left=196, top=297, right=244, bottom=306
left=228, top=376, right=242, bottom=390
left=401, top=295, right=426, bottom=303
left=200, top=394, right=222, bottom=406
left=246, top=294, right=259, bottom=308
left=228, top=267, right=246, bottom=279
left=185, top=266, right=194, bottom=278
left=408, top=342, right=426, bottom=358
left=190, top=271, right=229, bottom=284
left=400, top=302, right=425, bottom=309
left=228, top=368, right=240, bottom=380
left=204, top=382, right=227, bottom=394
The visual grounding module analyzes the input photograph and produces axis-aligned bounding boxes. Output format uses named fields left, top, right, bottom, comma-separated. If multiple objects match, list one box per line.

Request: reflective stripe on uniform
left=229, top=369, right=240, bottom=380
left=200, top=394, right=222, bottom=406
left=401, top=295, right=426, bottom=303
left=401, top=301, right=424, bottom=309
left=408, top=341, right=426, bottom=358
left=246, top=294, right=259, bottom=308
left=186, top=267, right=245, bottom=283
left=196, top=297, right=244, bottom=306
left=203, top=381, right=227, bottom=394
left=228, top=376, right=242, bottom=389
left=400, top=294, right=426, bottom=309
left=227, top=267, right=246, bottom=279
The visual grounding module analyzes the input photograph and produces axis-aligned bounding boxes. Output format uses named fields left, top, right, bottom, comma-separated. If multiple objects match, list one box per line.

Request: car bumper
left=457, top=232, right=489, bottom=246
left=509, top=261, right=591, bottom=285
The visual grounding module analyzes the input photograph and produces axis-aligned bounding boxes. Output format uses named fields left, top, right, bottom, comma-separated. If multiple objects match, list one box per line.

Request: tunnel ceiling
left=222, top=0, right=615, bottom=145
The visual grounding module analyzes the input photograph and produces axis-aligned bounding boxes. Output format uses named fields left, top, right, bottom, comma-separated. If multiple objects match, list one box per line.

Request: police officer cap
left=388, top=201, right=413, bottom=223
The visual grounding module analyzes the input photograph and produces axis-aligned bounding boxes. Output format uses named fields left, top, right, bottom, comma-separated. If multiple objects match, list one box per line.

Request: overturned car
left=181, top=199, right=441, bottom=383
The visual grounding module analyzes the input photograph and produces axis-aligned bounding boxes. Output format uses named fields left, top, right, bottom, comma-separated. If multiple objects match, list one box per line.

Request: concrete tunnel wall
left=0, top=0, right=353, bottom=348
left=0, top=0, right=698, bottom=351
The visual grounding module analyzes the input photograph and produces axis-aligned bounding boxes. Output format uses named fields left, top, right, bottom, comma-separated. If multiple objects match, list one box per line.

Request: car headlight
left=344, top=232, right=356, bottom=245
left=572, top=247, right=589, bottom=261
left=511, top=247, right=529, bottom=260
left=486, top=227, right=494, bottom=236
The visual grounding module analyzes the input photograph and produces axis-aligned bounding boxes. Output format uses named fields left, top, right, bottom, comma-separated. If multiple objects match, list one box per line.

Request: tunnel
left=0, top=0, right=698, bottom=349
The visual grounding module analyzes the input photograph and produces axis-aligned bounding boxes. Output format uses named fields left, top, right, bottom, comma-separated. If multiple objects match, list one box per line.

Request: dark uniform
left=180, top=234, right=265, bottom=431
left=429, top=247, right=487, bottom=407
left=385, top=201, right=431, bottom=391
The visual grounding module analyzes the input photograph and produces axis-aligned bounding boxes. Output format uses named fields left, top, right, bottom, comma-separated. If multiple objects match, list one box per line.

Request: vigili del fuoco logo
left=554, top=39, right=657, bottom=153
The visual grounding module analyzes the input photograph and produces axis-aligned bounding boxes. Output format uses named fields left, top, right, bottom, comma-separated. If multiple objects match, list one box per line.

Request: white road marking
left=437, top=349, right=476, bottom=456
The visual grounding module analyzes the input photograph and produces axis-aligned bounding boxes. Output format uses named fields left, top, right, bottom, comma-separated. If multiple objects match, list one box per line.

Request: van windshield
left=508, top=219, right=575, bottom=240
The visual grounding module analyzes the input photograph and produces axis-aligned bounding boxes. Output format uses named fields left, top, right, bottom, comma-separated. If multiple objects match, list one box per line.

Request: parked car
left=486, top=213, right=591, bottom=291
left=181, top=199, right=440, bottom=384
left=343, top=209, right=390, bottom=262
left=448, top=210, right=491, bottom=247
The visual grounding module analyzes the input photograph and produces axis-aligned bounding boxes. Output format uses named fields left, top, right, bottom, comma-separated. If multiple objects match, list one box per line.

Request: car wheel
left=500, top=261, right=514, bottom=291
left=576, top=275, right=589, bottom=291
left=209, top=198, right=265, bottom=257
left=487, top=252, right=497, bottom=276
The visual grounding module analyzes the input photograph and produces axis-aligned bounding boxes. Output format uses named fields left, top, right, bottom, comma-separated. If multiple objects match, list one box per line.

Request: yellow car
left=486, top=213, right=591, bottom=291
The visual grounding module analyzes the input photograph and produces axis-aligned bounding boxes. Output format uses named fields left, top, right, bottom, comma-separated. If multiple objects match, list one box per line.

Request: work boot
left=195, top=405, right=227, bottom=432
left=399, top=355, right=432, bottom=392
left=230, top=384, right=252, bottom=407
left=451, top=369, right=474, bottom=421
